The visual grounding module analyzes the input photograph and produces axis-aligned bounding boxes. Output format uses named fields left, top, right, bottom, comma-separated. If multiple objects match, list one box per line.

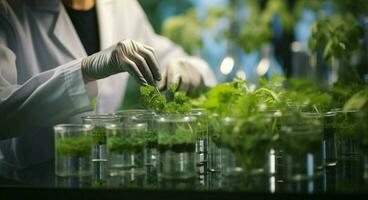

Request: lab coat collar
left=35, top=0, right=87, bottom=59
left=50, top=7, right=87, bottom=59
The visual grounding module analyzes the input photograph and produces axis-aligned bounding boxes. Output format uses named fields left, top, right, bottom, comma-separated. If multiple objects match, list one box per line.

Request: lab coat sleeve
left=129, top=0, right=217, bottom=87
left=0, top=46, right=94, bottom=140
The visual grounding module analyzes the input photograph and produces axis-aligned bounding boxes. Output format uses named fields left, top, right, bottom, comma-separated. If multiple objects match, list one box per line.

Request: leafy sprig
left=140, top=84, right=192, bottom=114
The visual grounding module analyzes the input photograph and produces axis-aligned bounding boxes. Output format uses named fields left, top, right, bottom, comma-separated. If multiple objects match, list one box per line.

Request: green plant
left=92, top=126, right=107, bottom=145
left=145, top=130, right=158, bottom=148
left=343, top=87, right=368, bottom=150
left=162, top=8, right=202, bottom=54
left=222, top=115, right=276, bottom=171
left=56, top=135, right=92, bottom=157
left=239, top=0, right=294, bottom=53
left=107, top=134, right=146, bottom=154
left=309, top=14, right=363, bottom=63
left=158, top=124, right=196, bottom=153
left=140, top=84, right=192, bottom=114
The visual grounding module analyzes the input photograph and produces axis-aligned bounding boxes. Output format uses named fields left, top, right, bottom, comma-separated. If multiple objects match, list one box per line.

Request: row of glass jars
left=54, top=109, right=209, bottom=188
left=53, top=108, right=368, bottom=191
left=207, top=109, right=368, bottom=192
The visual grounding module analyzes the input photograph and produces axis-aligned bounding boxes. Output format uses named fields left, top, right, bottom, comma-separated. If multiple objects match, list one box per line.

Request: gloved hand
left=81, top=39, right=161, bottom=85
left=158, top=58, right=204, bottom=96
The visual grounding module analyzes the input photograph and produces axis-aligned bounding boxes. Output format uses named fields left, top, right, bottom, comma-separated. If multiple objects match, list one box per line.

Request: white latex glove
left=158, top=58, right=204, bottom=96
left=81, top=39, right=161, bottom=85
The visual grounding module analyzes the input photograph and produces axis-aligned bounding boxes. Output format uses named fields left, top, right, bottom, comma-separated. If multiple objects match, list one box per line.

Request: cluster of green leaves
left=162, top=8, right=202, bottom=54
left=309, top=13, right=363, bottom=63
left=279, top=113, right=323, bottom=155
left=56, top=135, right=92, bottom=157
left=158, top=125, right=196, bottom=153
left=145, top=130, right=158, bottom=148
left=107, top=134, right=146, bottom=154
left=92, top=126, right=107, bottom=145
left=222, top=116, right=276, bottom=170
left=280, top=78, right=333, bottom=113
left=193, top=74, right=367, bottom=169
left=239, top=0, right=294, bottom=53
left=343, top=87, right=368, bottom=149
left=140, top=84, right=192, bottom=114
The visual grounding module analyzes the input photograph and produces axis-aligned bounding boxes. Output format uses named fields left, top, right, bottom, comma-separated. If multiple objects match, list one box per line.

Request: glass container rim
left=156, top=114, right=196, bottom=122
left=189, top=108, right=207, bottom=115
left=112, top=109, right=155, bottom=116
left=81, top=114, right=120, bottom=120
left=54, top=124, right=93, bottom=132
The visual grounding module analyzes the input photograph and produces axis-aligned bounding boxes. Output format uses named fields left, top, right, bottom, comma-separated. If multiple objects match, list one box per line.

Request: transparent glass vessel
left=131, top=112, right=159, bottom=188
left=132, top=112, right=158, bottom=167
left=190, top=108, right=209, bottom=185
left=106, top=123, right=147, bottom=177
left=281, top=113, right=323, bottom=190
left=156, top=114, right=197, bottom=181
left=54, top=124, right=93, bottom=177
left=335, top=111, right=361, bottom=161
left=82, top=115, right=120, bottom=161
left=82, top=115, right=120, bottom=185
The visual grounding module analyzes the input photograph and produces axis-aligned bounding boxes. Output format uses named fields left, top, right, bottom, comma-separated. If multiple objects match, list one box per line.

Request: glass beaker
left=131, top=112, right=158, bottom=166
left=82, top=114, right=120, bottom=185
left=106, top=122, right=147, bottom=177
left=82, top=114, right=120, bottom=161
left=281, top=113, right=323, bottom=192
left=335, top=110, right=361, bottom=161
left=156, top=114, right=197, bottom=182
left=131, top=112, right=158, bottom=188
left=189, top=108, right=209, bottom=185
left=54, top=124, right=93, bottom=177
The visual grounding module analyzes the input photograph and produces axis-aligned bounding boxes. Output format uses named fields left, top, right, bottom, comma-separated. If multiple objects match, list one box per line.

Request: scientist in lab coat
left=0, top=0, right=216, bottom=168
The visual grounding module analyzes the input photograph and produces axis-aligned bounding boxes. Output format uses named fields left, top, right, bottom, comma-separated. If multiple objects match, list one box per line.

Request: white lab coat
left=0, top=0, right=216, bottom=168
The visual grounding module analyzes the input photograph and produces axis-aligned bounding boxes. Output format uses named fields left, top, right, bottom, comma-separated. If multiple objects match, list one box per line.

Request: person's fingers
left=138, top=46, right=161, bottom=81
left=157, top=70, right=167, bottom=91
left=179, top=75, right=190, bottom=93
left=143, top=45, right=155, bottom=53
left=177, top=65, right=190, bottom=92
left=130, top=53, right=155, bottom=86
left=167, top=67, right=181, bottom=91
left=125, top=59, right=148, bottom=86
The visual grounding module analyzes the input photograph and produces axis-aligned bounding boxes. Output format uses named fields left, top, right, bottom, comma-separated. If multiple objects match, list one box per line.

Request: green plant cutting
left=107, top=134, right=146, bottom=154
left=140, top=84, right=196, bottom=153
left=56, top=135, right=92, bottom=157
left=92, top=126, right=107, bottom=145
left=140, top=84, right=192, bottom=114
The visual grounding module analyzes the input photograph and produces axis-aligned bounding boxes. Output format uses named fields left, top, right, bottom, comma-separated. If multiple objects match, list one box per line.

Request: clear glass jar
left=82, top=114, right=120, bottom=185
left=335, top=110, right=361, bottom=161
left=82, top=115, right=120, bottom=161
left=106, top=122, right=147, bottom=177
left=131, top=112, right=158, bottom=188
left=131, top=112, right=158, bottom=166
left=189, top=108, right=209, bottom=185
left=54, top=124, right=93, bottom=177
left=156, top=114, right=197, bottom=182
left=207, top=114, right=226, bottom=190
left=281, top=113, right=323, bottom=186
